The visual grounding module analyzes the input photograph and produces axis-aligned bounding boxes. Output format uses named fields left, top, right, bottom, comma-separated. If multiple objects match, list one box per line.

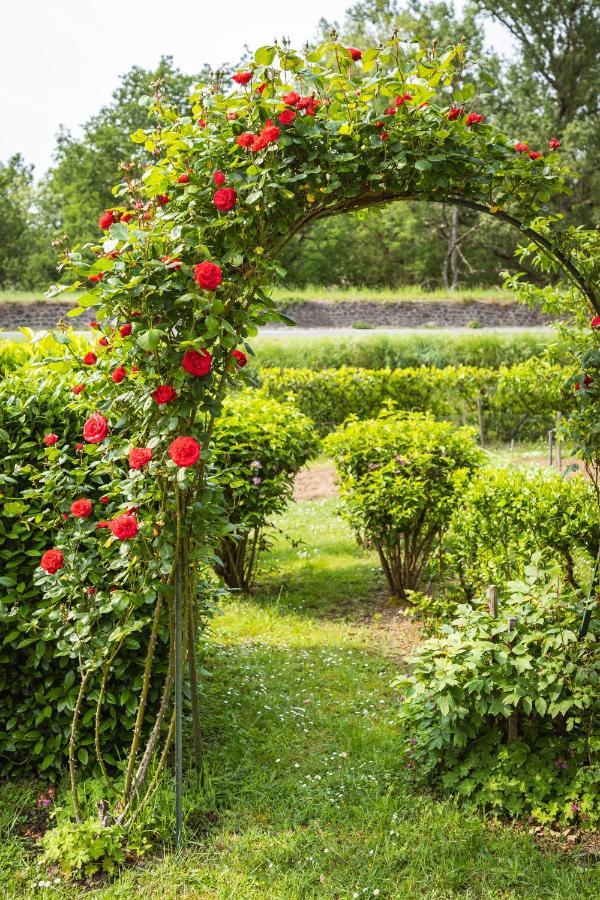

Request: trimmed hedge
left=259, top=358, right=572, bottom=440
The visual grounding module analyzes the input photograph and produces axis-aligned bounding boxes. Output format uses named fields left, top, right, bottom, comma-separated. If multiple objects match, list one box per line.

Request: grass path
left=2, top=498, right=600, bottom=897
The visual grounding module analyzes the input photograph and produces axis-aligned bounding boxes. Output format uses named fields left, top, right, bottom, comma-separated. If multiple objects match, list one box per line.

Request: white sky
left=2, top=0, right=514, bottom=177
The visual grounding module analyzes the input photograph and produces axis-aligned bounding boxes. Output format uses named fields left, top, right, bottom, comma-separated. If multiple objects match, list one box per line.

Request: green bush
left=259, top=359, right=571, bottom=440
left=448, top=466, right=600, bottom=600
left=325, top=411, right=483, bottom=599
left=0, top=365, right=169, bottom=778
left=396, top=560, right=600, bottom=826
left=251, top=331, right=567, bottom=371
left=212, top=391, right=319, bottom=591
left=0, top=331, right=91, bottom=374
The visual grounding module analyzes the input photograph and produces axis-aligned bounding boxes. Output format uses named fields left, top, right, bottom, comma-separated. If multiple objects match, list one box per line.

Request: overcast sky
left=2, top=0, right=514, bottom=177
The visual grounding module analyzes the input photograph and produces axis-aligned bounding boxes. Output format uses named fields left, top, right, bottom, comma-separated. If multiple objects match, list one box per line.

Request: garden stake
left=487, top=585, right=497, bottom=617
left=507, top=616, right=518, bottom=742
left=174, top=554, right=184, bottom=847
left=556, top=412, right=562, bottom=471
left=476, top=395, right=485, bottom=447
left=548, top=429, right=554, bottom=466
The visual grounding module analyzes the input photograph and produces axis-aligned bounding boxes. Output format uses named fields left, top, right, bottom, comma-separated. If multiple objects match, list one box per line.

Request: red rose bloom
left=177, top=173, right=190, bottom=184
left=98, top=337, right=109, bottom=347
left=162, top=256, right=183, bottom=269
left=283, top=91, right=301, bottom=106
left=548, top=137, right=561, bottom=150
left=83, top=413, right=108, bottom=444
left=182, top=348, right=212, bottom=376
left=261, top=121, right=281, bottom=143
left=591, top=316, right=600, bottom=328
left=43, top=434, right=58, bottom=446
left=257, top=82, right=267, bottom=94
left=129, top=447, right=153, bottom=470
left=169, top=436, right=201, bottom=467
left=197, top=118, right=207, bottom=129
left=514, top=142, right=529, bottom=152
left=75, top=443, right=84, bottom=452
left=584, top=375, right=594, bottom=387
left=250, top=133, right=269, bottom=152
left=153, top=385, right=177, bottom=404
left=213, top=187, right=237, bottom=211
left=156, top=194, right=170, bottom=206
left=395, top=93, right=413, bottom=106
left=380, top=131, right=389, bottom=141
left=233, top=71, right=252, bottom=85
left=348, top=47, right=362, bottom=61
left=109, top=514, right=139, bottom=540
left=193, top=261, right=222, bottom=290
left=528, top=150, right=542, bottom=159
left=384, top=106, right=396, bottom=116
left=466, top=113, right=485, bottom=126
left=72, top=383, right=85, bottom=395
left=236, top=132, right=255, bottom=148
left=111, top=366, right=126, bottom=384
left=119, top=323, right=132, bottom=337
left=98, top=209, right=117, bottom=230
left=97, top=521, right=109, bottom=529
left=278, top=109, right=296, bottom=125
left=83, top=352, right=97, bottom=366
left=232, top=349, right=248, bottom=368
left=88, top=272, right=105, bottom=284
left=100, top=496, right=110, bottom=504
left=213, top=170, right=226, bottom=185
left=120, top=211, right=132, bottom=222
left=87, top=587, right=97, bottom=597
left=71, top=498, right=93, bottom=519
left=40, top=549, right=64, bottom=574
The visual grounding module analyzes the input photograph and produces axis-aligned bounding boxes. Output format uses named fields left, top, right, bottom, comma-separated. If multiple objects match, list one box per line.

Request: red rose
left=375, top=121, right=385, bottom=129
left=87, top=587, right=97, bottom=597
left=75, top=443, right=84, bottom=452
left=153, top=385, right=177, bottom=405
left=236, top=132, right=255, bottom=148
left=88, top=272, right=105, bottom=284
left=257, top=82, right=267, bottom=94
left=89, top=321, right=100, bottom=329
left=514, top=142, right=529, bottom=152
left=261, top=121, right=280, bottom=143
left=466, top=113, right=485, bottom=126
left=162, top=256, right=183, bottom=269
left=111, top=366, right=126, bottom=383
left=303, top=99, right=320, bottom=117
left=193, top=261, right=222, bottom=290
left=384, top=106, right=396, bottom=116
left=232, top=349, right=248, bottom=368
left=120, top=211, right=132, bottom=222
left=348, top=47, right=362, bottom=61
left=213, top=187, right=237, bottom=211
left=71, top=498, right=93, bottom=519
left=156, top=194, right=170, bottom=206
left=548, top=137, right=561, bottom=150
left=182, top=348, right=212, bottom=376
left=169, top=436, right=201, bottom=467
left=591, top=316, right=600, bottom=328
left=528, top=150, right=542, bottom=159
left=380, top=131, right=389, bottom=141
left=395, top=93, right=412, bottom=106
left=97, top=521, right=109, bottom=529
left=197, top=118, right=207, bottom=129
left=129, top=447, right=153, bottom=470
left=98, top=209, right=117, bottom=230
left=283, top=91, right=301, bottom=106
left=584, top=375, right=594, bottom=387
left=109, top=514, right=139, bottom=540
left=177, top=173, right=190, bottom=184
left=83, top=413, right=108, bottom=444
left=40, top=549, right=64, bottom=574
left=250, top=133, right=269, bottom=152
left=98, top=337, right=109, bottom=347
left=43, top=433, right=58, bottom=446
left=213, top=170, right=226, bottom=185
left=233, top=71, right=252, bottom=85
left=72, top=383, right=85, bottom=395
left=119, top=323, right=132, bottom=337
left=278, top=109, right=296, bottom=125
left=83, top=352, right=97, bottom=366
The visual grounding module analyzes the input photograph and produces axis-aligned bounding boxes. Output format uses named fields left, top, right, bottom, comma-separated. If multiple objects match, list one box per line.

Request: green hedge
left=259, top=359, right=572, bottom=441
left=250, top=331, right=567, bottom=371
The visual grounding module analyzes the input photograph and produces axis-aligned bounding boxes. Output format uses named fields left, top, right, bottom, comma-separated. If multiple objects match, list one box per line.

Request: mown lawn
left=1, top=496, right=599, bottom=898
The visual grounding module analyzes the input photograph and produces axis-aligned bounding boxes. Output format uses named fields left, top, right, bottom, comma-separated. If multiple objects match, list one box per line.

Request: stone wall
left=0, top=298, right=555, bottom=331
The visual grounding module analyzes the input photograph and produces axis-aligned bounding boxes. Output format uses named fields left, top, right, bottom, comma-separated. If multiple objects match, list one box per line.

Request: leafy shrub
left=396, top=560, right=600, bottom=825
left=449, top=466, right=599, bottom=600
left=40, top=818, right=129, bottom=878
left=0, top=366, right=169, bottom=777
left=259, top=360, right=571, bottom=439
left=325, top=411, right=483, bottom=599
left=0, top=331, right=91, bottom=374
left=212, top=391, right=319, bottom=591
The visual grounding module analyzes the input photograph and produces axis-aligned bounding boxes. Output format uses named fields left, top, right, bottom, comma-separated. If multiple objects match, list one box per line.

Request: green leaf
left=136, top=329, right=164, bottom=351
left=255, top=46, right=276, bottom=66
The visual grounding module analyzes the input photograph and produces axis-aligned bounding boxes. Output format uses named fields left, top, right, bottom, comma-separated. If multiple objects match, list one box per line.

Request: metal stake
left=174, top=556, right=184, bottom=846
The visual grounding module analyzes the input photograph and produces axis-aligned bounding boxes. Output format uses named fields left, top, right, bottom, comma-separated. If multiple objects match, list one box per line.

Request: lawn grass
left=1, top=496, right=600, bottom=898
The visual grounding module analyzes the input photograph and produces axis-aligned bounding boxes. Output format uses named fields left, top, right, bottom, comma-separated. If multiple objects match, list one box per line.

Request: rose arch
left=40, top=37, right=600, bottom=840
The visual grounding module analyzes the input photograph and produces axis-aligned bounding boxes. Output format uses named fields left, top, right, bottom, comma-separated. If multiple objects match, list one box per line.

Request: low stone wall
left=0, top=298, right=555, bottom=331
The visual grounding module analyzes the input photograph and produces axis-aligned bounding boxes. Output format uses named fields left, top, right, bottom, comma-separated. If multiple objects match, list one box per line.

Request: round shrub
left=325, top=410, right=483, bottom=599
left=448, top=465, right=600, bottom=600
left=396, top=560, right=600, bottom=826
left=212, top=390, right=319, bottom=591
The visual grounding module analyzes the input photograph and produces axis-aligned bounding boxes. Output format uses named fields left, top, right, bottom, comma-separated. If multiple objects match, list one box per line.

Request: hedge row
left=250, top=331, right=568, bottom=371
left=258, top=358, right=572, bottom=440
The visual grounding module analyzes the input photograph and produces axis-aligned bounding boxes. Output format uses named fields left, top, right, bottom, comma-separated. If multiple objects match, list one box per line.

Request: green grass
left=2, top=496, right=600, bottom=898
left=271, top=285, right=515, bottom=305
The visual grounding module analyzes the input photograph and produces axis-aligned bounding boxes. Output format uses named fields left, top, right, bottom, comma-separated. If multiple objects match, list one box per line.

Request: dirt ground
left=294, top=461, right=339, bottom=501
